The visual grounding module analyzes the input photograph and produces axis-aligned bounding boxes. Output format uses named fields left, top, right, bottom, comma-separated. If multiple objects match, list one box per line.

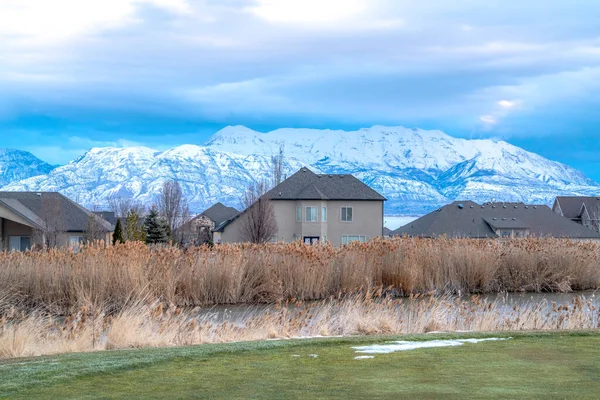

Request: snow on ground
left=384, top=216, right=420, bottom=231
left=352, top=338, right=510, bottom=354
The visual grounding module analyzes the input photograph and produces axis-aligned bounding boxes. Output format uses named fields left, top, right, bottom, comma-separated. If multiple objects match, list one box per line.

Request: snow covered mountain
left=2, top=126, right=599, bottom=215
left=0, top=149, right=55, bottom=186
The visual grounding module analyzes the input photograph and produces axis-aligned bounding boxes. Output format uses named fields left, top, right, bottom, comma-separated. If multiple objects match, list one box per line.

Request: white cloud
left=0, top=0, right=191, bottom=43
left=497, top=100, right=516, bottom=109
left=480, top=115, right=496, bottom=125
left=247, top=0, right=369, bottom=24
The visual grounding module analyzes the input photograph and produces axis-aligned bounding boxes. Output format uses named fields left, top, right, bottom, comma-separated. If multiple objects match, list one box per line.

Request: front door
left=303, top=236, right=320, bottom=245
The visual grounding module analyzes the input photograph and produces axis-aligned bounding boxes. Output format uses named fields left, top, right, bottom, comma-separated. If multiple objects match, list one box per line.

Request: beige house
left=179, top=202, right=239, bottom=245
left=213, top=168, right=386, bottom=245
left=0, top=192, right=112, bottom=251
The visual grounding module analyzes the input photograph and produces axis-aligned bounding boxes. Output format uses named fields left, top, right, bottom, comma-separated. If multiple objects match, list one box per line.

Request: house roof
left=93, top=211, right=118, bottom=228
left=201, top=202, right=239, bottom=226
left=265, top=168, right=386, bottom=201
left=554, top=196, right=600, bottom=219
left=394, top=200, right=600, bottom=239
left=0, top=192, right=112, bottom=232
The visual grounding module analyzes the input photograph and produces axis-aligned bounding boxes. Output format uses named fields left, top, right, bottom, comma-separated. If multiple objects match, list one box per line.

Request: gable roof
left=0, top=192, right=112, bottom=232
left=200, top=202, right=239, bottom=226
left=265, top=168, right=386, bottom=201
left=394, top=201, right=600, bottom=239
left=554, top=196, right=600, bottom=219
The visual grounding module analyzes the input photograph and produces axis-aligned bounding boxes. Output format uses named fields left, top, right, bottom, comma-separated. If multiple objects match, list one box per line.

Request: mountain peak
left=0, top=148, right=55, bottom=186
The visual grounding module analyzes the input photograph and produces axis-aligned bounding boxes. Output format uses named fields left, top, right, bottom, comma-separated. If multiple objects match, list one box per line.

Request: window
left=321, top=235, right=327, bottom=243
left=69, top=236, right=85, bottom=246
left=341, top=207, right=353, bottom=222
left=500, top=230, right=512, bottom=238
left=342, top=235, right=366, bottom=244
left=322, top=207, right=327, bottom=222
left=306, top=207, right=318, bottom=222
left=296, top=207, right=302, bottom=222
left=8, top=236, right=31, bottom=252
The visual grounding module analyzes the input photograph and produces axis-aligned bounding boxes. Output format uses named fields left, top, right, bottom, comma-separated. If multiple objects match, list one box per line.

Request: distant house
left=394, top=200, right=600, bottom=240
left=180, top=202, right=239, bottom=245
left=214, top=167, right=386, bottom=245
left=552, top=196, right=600, bottom=232
left=0, top=192, right=113, bottom=251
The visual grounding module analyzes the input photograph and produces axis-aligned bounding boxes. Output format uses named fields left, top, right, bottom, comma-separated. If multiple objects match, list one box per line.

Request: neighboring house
left=552, top=196, right=600, bottom=232
left=180, top=202, right=239, bottom=245
left=394, top=200, right=600, bottom=240
left=0, top=192, right=112, bottom=251
left=93, top=211, right=118, bottom=229
left=214, top=168, right=386, bottom=245
left=383, top=227, right=394, bottom=239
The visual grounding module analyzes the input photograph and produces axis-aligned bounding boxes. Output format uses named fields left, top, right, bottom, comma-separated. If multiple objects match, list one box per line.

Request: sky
left=0, top=0, right=599, bottom=180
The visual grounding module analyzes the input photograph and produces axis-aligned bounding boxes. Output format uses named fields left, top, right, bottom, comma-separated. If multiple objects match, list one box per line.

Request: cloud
left=0, top=0, right=191, bottom=43
left=246, top=0, right=370, bottom=24
left=479, top=115, right=497, bottom=125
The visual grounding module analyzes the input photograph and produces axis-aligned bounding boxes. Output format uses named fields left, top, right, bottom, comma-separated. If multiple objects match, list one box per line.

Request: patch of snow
left=352, top=338, right=510, bottom=354
left=354, top=356, right=375, bottom=360
left=309, top=354, right=319, bottom=358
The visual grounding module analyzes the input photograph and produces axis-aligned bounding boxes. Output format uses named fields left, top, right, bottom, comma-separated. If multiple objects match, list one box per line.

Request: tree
left=270, top=143, right=285, bottom=187
left=108, top=194, right=144, bottom=218
left=240, top=179, right=278, bottom=244
left=144, top=207, right=170, bottom=245
left=113, top=218, right=125, bottom=245
left=34, top=194, right=66, bottom=248
left=84, top=213, right=107, bottom=244
left=125, top=209, right=146, bottom=242
left=156, top=179, right=191, bottom=240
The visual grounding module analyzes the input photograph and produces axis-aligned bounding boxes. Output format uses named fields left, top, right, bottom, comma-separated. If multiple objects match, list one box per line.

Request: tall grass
left=1, top=293, right=599, bottom=360
left=1, top=238, right=599, bottom=313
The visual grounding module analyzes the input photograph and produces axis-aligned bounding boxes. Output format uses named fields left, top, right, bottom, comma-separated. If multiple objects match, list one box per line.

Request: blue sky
left=1, top=0, right=599, bottom=180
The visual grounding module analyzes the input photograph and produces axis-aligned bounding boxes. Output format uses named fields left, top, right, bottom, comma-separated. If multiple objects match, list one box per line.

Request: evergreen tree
left=113, top=218, right=125, bottom=245
left=125, top=209, right=146, bottom=242
left=144, top=207, right=169, bottom=244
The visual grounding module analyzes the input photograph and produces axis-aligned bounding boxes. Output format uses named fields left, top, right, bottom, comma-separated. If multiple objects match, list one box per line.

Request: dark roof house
left=214, top=167, right=386, bottom=245
left=553, top=196, right=600, bottom=223
left=200, top=202, right=239, bottom=227
left=0, top=192, right=112, bottom=251
left=394, top=200, right=600, bottom=239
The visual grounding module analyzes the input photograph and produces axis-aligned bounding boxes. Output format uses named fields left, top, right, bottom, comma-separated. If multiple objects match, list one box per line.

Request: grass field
left=1, top=332, right=599, bottom=399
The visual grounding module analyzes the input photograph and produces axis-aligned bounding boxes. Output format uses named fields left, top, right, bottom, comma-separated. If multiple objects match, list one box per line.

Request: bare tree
left=156, top=180, right=192, bottom=242
left=34, top=194, right=66, bottom=248
left=108, top=194, right=144, bottom=218
left=270, top=143, right=285, bottom=187
left=588, top=204, right=600, bottom=233
left=240, top=179, right=278, bottom=243
left=84, top=213, right=107, bottom=244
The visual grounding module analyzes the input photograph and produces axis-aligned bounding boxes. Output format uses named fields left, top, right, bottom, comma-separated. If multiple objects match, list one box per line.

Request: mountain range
left=2, top=126, right=599, bottom=215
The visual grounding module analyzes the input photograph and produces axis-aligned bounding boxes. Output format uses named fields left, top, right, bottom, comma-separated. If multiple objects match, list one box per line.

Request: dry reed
left=1, top=238, right=599, bottom=314
left=1, top=292, right=598, bottom=360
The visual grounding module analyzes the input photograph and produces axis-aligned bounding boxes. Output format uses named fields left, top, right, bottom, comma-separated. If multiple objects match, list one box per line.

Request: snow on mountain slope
left=2, top=125, right=599, bottom=215
left=3, top=145, right=308, bottom=212
left=0, top=149, right=55, bottom=186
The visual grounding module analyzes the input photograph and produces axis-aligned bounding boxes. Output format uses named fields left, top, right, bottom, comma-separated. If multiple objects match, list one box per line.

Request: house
left=0, top=192, right=113, bottom=251
left=179, top=202, right=239, bottom=245
left=394, top=200, right=600, bottom=240
left=213, top=168, right=386, bottom=245
left=552, top=196, right=600, bottom=232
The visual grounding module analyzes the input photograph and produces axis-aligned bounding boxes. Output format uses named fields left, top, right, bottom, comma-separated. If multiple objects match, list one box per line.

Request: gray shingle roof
left=394, top=201, right=600, bottom=239
left=555, top=196, right=600, bottom=219
left=265, top=168, right=386, bottom=201
left=0, top=192, right=112, bottom=232
left=200, top=202, right=239, bottom=226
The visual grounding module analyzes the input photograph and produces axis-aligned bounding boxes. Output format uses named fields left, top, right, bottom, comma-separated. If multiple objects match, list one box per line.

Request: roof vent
left=525, top=206, right=528, bottom=209
left=458, top=203, right=464, bottom=209
left=492, top=206, right=496, bottom=209
left=36, top=193, right=42, bottom=197
left=493, top=218, right=497, bottom=220
left=481, top=206, right=485, bottom=209
left=470, top=205, right=474, bottom=208
left=514, top=205, right=518, bottom=209
left=512, top=218, right=516, bottom=220
left=533, top=206, right=537, bottom=209
left=278, top=192, right=282, bottom=197
left=503, top=205, right=507, bottom=209
left=502, top=218, right=506, bottom=220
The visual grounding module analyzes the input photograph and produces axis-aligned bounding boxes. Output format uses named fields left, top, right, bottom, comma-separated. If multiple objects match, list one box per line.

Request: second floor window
left=341, top=207, right=353, bottom=222
left=322, top=207, right=327, bottom=222
left=296, top=207, right=302, bottom=222
left=306, top=207, right=318, bottom=222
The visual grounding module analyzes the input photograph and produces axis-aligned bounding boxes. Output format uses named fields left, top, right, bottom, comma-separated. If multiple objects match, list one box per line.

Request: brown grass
left=1, top=238, right=599, bottom=313
left=1, top=292, right=599, bottom=360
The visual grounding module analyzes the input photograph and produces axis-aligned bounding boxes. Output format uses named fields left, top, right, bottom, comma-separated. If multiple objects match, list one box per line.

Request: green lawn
left=1, top=332, right=599, bottom=399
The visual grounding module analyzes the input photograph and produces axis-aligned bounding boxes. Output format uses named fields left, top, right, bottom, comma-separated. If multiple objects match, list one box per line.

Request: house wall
left=0, top=218, right=40, bottom=251
left=218, top=199, right=384, bottom=246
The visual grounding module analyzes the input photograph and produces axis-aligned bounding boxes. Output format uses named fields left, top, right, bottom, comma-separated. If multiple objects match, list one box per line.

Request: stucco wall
left=219, top=199, right=384, bottom=245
